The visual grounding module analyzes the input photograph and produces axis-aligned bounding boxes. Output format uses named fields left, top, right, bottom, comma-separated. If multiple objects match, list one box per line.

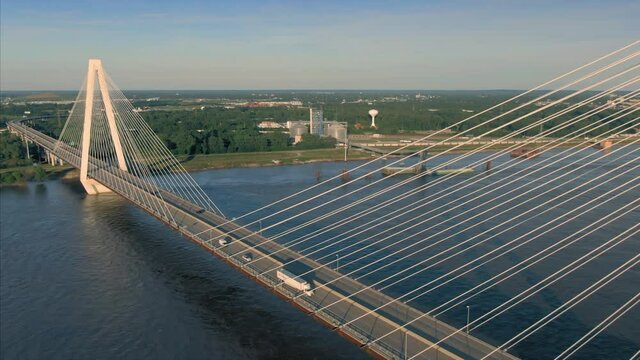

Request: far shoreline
left=2, top=140, right=635, bottom=185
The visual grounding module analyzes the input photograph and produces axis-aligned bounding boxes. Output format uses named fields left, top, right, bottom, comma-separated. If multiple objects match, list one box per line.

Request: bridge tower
left=80, top=59, right=128, bottom=194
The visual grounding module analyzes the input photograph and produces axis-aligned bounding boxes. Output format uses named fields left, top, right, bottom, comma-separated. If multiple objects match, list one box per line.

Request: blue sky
left=1, top=0, right=638, bottom=90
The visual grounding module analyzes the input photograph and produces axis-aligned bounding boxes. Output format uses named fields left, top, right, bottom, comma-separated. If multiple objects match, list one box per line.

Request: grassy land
left=178, top=147, right=372, bottom=171
left=177, top=141, right=570, bottom=172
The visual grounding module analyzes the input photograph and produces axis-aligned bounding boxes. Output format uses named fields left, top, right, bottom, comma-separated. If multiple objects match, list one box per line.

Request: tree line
left=142, top=109, right=335, bottom=155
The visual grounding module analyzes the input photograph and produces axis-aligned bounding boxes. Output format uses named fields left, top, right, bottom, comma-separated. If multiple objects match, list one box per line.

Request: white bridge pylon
left=80, top=59, right=127, bottom=194
left=55, top=58, right=225, bottom=216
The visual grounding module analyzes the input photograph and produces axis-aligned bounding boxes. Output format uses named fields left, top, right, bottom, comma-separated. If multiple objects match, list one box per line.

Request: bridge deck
left=10, top=121, right=518, bottom=360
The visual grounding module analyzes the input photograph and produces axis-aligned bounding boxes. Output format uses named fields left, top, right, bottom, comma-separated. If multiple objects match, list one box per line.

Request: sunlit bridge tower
left=53, top=59, right=225, bottom=216
left=79, top=59, right=128, bottom=194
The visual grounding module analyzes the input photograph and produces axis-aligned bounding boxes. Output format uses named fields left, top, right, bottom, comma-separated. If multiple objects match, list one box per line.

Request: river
left=1, top=146, right=638, bottom=359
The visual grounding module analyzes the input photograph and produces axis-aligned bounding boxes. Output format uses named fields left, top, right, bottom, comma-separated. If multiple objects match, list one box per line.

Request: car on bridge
left=218, top=236, right=231, bottom=246
left=242, top=252, right=253, bottom=262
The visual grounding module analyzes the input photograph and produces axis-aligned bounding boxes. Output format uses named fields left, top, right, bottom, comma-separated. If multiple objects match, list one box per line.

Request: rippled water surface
left=2, top=146, right=639, bottom=359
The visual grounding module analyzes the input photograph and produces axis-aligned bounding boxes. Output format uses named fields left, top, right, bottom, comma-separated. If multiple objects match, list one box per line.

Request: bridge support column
left=48, top=153, right=59, bottom=166
left=82, top=179, right=112, bottom=194
left=79, top=59, right=128, bottom=195
left=23, top=136, right=31, bottom=160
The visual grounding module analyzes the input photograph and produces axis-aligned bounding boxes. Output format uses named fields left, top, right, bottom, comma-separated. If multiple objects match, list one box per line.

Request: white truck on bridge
left=276, top=269, right=313, bottom=296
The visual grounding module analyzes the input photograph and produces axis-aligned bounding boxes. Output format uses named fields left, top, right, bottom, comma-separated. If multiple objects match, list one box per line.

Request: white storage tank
left=324, top=123, right=348, bottom=142
left=289, top=124, right=308, bottom=137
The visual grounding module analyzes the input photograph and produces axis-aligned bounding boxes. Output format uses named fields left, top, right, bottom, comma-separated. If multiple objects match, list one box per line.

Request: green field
left=178, top=147, right=372, bottom=171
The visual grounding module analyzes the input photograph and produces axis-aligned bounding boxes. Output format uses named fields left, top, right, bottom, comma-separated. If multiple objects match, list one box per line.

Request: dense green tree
left=0, top=133, right=33, bottom=168
left=1, top=171, right=24, bottom=184
left=295, top=134, right=336, bottom=149
left=3, top=90, right=635, bottom=162
left=33, top=166, right=47, bottom=181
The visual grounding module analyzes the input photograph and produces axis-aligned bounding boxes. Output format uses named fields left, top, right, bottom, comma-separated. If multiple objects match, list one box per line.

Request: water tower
left=369, top=109, right=379, bottom=128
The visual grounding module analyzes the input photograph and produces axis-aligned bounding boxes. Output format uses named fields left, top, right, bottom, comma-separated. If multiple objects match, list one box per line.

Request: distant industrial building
left=242, top=100, right=303, bottom=108
left=257, top=121, right=286, bottom=129
left=607, top=97, right=640, bottom=110
left=285, top=118, right=348, bottom=144
left=287, top=120, right=308, bottom=144
left=324, top=121, right=348, bottom=142
left=286, top=121, right=308, bottom=134
left=309, top=108, right=324, bottom=135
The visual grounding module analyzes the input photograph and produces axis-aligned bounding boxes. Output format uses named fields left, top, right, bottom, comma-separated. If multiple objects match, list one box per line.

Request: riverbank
left=176, top=142, right=578, bottom=172
left=3, top=138, right=634, bottom=184
left=0, top=148, right=371, bottom=184
left=178, top=148, right=372, bottom=171
left=0, top=164, right=77, bottom=186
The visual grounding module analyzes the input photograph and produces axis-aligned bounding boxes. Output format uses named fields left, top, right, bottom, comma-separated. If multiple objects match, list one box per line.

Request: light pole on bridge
left=466, top=305, right=471, bottom=334
left=434, top=315, right=439, bottom=360
left=466, top=305, right=471, bottom=358
left=404, top=328, right=408, bottom=360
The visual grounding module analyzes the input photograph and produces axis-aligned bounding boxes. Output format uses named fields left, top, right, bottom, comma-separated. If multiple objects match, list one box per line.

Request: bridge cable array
left=214, top=47, right=638, bottom=269
left=203, top=41, right=639, bottom=358
left=38, top=41, right=639, bottom=358
left=204, top=47, right=639, bottom=249
left=208, top=40, right=640, bottom=229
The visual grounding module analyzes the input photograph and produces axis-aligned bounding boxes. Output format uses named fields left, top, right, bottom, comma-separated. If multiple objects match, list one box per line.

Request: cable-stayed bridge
left=8, top=42, right=639, bottom=359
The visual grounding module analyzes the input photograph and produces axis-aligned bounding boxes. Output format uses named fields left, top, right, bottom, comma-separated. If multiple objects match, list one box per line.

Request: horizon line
left=0, top=88, right=622, bottom=93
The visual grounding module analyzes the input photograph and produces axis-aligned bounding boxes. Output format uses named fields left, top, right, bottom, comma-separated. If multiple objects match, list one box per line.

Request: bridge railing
left=177, top=223, right=405, bottom=358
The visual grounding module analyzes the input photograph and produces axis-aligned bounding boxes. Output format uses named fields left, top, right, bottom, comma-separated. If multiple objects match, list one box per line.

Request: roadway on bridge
left=10, top=121, right=519, bottom=360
